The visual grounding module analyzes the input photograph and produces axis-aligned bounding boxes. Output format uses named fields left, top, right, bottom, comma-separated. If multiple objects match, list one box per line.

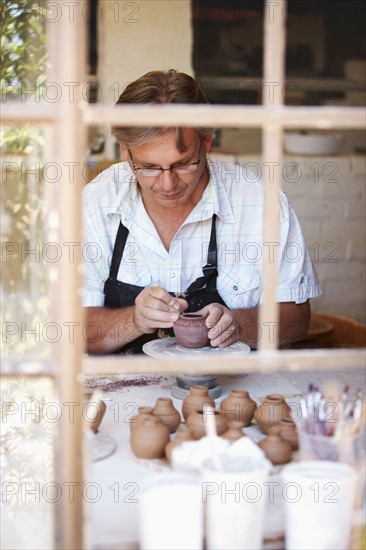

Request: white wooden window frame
left=1, top=2, right=365, bottom=548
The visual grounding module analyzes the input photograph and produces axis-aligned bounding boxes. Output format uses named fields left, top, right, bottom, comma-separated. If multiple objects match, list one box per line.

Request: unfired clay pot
left=220, top=390, right=257, bottom=427
left=258, top=426, right=292, bottom=465
left=129, top=406, right=154, bottom=433
left=83, top=390, right=107, bottom=433
left=182, top=385, right=215, bottom=421
left=153, top=397, right=181, bottom=433
left=165, top=424, right=194, bottom=463
left=130, top=416, right=170, bottom=459
left=221, top=420, right=246, bottom=442
left=254, top=393, right=291, bottom=434
left=186, top=409, right=228, bottom=439
left=173, top=313, right=209, bottom=348
left=278, top=419, right=299, bottom=451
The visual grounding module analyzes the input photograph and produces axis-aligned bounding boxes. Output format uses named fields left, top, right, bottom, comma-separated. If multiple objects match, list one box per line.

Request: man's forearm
left=233, top=301, right=311, bottom=349
left=84, top=306, right=143, bottom=354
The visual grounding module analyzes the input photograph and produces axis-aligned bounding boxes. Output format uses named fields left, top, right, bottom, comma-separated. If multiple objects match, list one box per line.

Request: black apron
left=104, top=214, right=227, bottom=353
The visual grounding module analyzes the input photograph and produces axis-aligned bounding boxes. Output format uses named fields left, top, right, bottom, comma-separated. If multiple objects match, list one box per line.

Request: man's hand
left=133, top=286, right=188, bottom=334
left=197, top=303, right=239, bottom=347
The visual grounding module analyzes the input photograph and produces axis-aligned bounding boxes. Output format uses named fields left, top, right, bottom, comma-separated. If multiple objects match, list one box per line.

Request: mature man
left=82, top=69, right=322, bottom=354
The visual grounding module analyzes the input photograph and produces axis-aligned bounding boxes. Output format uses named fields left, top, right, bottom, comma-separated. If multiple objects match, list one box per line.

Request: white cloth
left=82, top=157, right=322, bottom=307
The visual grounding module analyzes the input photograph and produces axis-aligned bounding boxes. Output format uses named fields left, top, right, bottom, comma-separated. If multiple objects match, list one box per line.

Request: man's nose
left=157, top=169, right=178, bottom=190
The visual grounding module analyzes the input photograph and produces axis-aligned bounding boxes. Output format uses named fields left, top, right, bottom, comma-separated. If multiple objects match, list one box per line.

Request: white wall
left=233, top=154, right=366, bottom=324
left=98, top=0, right=193, bottom=103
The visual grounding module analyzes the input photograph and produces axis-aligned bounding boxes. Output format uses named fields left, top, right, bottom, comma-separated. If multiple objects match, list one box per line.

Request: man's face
left=120, top=129, right=212, bottom=211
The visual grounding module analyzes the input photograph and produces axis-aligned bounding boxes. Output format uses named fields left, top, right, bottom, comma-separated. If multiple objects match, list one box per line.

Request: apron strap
left=109, top=221, right=129, bottom=280
left=186, top=214, right=218, bottom=292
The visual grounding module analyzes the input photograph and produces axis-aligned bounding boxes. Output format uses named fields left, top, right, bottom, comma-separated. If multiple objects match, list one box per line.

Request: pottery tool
left=299, top=383, right=365, bottom=438
left=205, top=405, right=217, bottom=438
left=205, top=405, right=223, bottom=470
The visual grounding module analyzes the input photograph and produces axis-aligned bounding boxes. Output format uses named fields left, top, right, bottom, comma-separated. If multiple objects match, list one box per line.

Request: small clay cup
left=173, top=313, right=209, bottom=348
left=221, top=420, right=246, bottom=442
left=220, top=390, right=257, bottom=427
left=130, top=406, right=154, bottom=433
left=254, top=393, right=292, bottom=434
left=258, top=426, right=293, bottom=465
left=278, top=419, right=299, bottom=451
left=186, top=409, right=228, bottom=439
left=130, top=416, right=170, bottom=459
left=165, top=424, right=194, bottom=463
left=182, top=385, right=215, bottom=421
left=153, top=397, right=181, bottom=433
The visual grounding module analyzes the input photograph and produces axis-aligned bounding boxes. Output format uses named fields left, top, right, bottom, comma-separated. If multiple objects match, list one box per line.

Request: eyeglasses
left=128, top=142, right=203, bottom=177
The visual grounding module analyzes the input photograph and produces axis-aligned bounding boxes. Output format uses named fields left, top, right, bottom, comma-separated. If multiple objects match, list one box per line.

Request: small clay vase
left=278, top=419, right=299, bottom=451
left=182, top=385, right=215, bottom=421
left=129, top=406, right=154, bottom=433
left=83, top=390, right=107, bottom=433
left=173, top=313, right=209, bottom=348
left=130, top=416, right=170, bottom=459
left=258, top=426, right=293, bottom=465
left=165, top=424, right=194, bottom=463
left=220, top=390, right=257, bottom=427
left=254, top=393, right=291, bottom=434
left=221, top=420, right=246, bottom=442
left=186, top=409, right=228, bottom=439
left=153, top=397, right=181, bottom=433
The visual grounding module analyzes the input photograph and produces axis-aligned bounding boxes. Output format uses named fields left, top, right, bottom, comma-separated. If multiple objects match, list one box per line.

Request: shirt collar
left=196, top=157, right=235, bottom=223
left=105, top=162, right=138, bottom=221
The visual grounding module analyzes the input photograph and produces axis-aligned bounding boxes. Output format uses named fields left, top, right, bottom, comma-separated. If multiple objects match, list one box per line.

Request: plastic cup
left=201, top=456, right=271, bottom=550
left=281, top=461, right=357, bottom=550
left=138, top=472, right=203, bottom=550
left=297, top=425, right=364, bottom=466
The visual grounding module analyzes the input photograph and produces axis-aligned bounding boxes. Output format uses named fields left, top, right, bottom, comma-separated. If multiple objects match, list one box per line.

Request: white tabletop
left=87, top=368, right=365, bottom=550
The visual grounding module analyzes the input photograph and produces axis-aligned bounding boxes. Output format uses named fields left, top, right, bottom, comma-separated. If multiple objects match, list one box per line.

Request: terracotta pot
left=182, top=385, right=215, bottom=421
left=130, top=416, right=170, bottom=459
left=153, top=397, right=181, bottom=433
left=186, top=409, right=228, bottom=439
left=83, top=391, right=107, bottom=433
left=173, top=313, right=209, bottom=348
left=165, top=424, right=194, bottom=463
left=258, top=426, right=292, bottom=465
left=221, top=420, right=246, bottom=442
left=129, top=406, right=154, bottom=433
left=254, top=394, right=291, bottom=434
left=220, top=390, right=257, bottom=427
left=90, top=400, right=106, bottom=433
left=278, top=419, right=299, bottom=451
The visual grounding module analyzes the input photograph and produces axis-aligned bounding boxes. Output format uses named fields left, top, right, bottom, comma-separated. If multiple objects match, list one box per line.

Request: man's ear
left=119, top=144, right=128, bottom=161
left=204, top=133, right=213, bottom=153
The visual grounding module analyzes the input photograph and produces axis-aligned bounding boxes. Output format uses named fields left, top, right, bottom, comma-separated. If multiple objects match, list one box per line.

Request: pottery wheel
left=172, top=373, right=222, bottom=400
left=142, top=338, right=250, bottom=400
left=171, top=381, right=222, bottom=400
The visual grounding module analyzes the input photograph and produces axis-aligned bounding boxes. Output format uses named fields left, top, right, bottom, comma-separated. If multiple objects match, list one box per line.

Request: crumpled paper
left=171, top=435, right=271, bottom=473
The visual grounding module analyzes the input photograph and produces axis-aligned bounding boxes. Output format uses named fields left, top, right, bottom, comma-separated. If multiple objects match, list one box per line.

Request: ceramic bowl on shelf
left=283, top=132, right=344, bottom=155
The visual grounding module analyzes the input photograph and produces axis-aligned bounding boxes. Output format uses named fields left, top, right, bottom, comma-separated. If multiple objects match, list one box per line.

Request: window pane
left=1, top=1, right=48, bottom=104
left=1, top=125, right=51, bottom=360
left=1, top=375, right=56, bottom=549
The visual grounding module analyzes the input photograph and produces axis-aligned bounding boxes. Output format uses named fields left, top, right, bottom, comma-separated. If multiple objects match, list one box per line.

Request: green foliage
left=0, top=0, right=48, bottom=101
left=1, top=1, right=48, bottom=155
left=0, top=123, right=44, bottom=155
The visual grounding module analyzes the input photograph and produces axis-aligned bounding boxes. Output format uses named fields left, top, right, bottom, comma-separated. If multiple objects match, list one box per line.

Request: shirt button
left=171, top=273, right=176, bottom=279
left=233, top=285, right=238, bottom=291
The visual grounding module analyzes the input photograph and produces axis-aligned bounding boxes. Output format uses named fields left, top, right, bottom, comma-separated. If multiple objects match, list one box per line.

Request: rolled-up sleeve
left=276, top=193, right=322, bottom=303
